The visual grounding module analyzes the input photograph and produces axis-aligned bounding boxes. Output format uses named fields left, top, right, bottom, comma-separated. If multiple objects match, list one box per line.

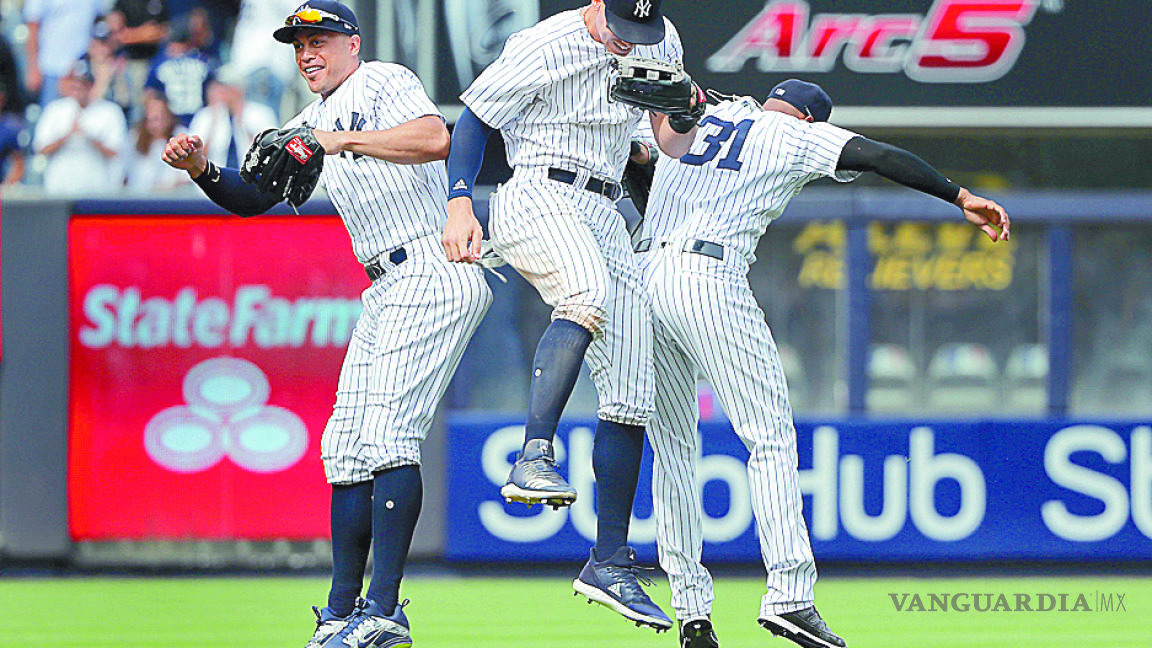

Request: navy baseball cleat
left=572, top=546, right=673, bottom=631
left=500, top=438, right=578, bottom=508
left=680, top=618, right=720, bottom=648
left=330, top=598, right=412, bottom=648
left=759, top=606, right=846, bottom=648
left=304, top=605, right=352, bottom=648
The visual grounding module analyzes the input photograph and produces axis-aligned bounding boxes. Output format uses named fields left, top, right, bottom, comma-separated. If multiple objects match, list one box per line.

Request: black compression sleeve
left=192, top=161, right=282, bottom=217
left=837, top=136, right=961, bottom=204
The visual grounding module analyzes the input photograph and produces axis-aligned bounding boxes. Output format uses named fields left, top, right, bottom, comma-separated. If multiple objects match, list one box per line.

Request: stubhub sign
left=445, top=416, right=1152, bottom=562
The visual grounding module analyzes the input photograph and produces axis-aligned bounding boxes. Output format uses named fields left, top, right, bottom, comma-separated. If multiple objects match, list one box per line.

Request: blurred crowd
left=0, top=0, right=304, bottom=196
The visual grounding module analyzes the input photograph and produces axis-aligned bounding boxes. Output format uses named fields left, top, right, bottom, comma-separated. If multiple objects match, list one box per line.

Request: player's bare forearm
left=315, top=115, right=450, bottom=164
left=443, top=197, right=483, bottom=262
left=650, top=113, right=695, bottom=159
left=955, top=187, right=1010, bottom=242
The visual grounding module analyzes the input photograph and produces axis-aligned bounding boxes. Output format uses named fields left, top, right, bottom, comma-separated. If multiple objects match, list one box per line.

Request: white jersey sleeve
left=460, top=27, right=554, bottom=129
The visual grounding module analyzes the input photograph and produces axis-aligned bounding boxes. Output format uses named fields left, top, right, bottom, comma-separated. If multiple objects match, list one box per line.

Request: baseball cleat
left=500, top=439, right=578, bottom=507
left=572, top=546, right=673, bottom=632
left=330, top=598, right=412, bottom=648
left=759, top=606, right=846, bottom=648
left=680, top=618, right=720, bottom=648
left=304, top=605, right=352, bottom=648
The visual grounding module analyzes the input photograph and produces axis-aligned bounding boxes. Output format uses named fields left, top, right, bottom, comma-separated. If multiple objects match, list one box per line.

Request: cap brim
left=273, top=23, right=353, bottom=43
left=604, top=12, right=665, bottom=45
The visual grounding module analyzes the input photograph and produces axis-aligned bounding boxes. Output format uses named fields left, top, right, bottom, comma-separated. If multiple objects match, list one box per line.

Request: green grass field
left=1, top=574, right=1147, bottom=647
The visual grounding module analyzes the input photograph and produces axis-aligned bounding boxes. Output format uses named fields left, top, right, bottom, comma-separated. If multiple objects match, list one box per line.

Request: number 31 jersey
left=642, top=97, right=861, bottom=265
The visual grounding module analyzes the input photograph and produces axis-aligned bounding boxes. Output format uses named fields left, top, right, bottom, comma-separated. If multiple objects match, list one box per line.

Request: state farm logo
left=78, top=284, right=361, bottom=349
left=144, top=357, right=309, bottom=473
left=707, top=0, right=1053, bottom=83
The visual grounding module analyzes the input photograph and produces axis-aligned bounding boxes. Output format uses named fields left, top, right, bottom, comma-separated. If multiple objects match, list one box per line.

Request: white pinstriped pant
left=488, top=166, right=655, bottom=426
left=640, top=243, right=816, bottom=621
left=321, top=233, right=492, bottom=484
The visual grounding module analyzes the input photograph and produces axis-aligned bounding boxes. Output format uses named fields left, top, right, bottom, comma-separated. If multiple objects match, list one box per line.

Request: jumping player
left=161, top=3, right=492, bottom=647
left=440, top=0, right=700, bottom=633
left=635, top=80, right=1009, bottom=648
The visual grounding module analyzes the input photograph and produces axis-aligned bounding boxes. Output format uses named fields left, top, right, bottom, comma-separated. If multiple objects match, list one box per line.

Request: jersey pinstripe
left=288, top=61, right=449, bottom=263
left=287, top=61, right=493, bottom=484
left=644, top=97, right=859, bottom=263
left=460, top=10, right=683, bottom=426
left=461, top=10, right=683, bottom=182
left=639, top=98, right=860, bottom=620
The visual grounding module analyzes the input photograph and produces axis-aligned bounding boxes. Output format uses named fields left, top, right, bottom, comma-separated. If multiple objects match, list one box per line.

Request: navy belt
left=547, top=167, right=623, bottom=201
left=364, top=247, right=407, bottom=281
left=635, top=238, right=725, bottom=260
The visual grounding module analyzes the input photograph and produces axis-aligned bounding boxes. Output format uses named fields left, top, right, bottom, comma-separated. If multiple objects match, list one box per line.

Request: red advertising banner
left=68, top=215, right=367, bottom=540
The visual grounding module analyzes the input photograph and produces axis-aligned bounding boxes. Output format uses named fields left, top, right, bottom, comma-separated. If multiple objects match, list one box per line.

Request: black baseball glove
left=239, top=126, right=325, bottom=207
left=622, top=140, right=659, bottom=223
left=610, top=56, right=707, bottom=134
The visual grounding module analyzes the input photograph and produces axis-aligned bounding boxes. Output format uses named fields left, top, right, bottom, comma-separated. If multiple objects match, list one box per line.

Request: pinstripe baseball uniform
left=460, top=10, right=683, bottom=426
left=288, top=61, right=492, bottom=483
left=638, top=97, right=860, bottom=621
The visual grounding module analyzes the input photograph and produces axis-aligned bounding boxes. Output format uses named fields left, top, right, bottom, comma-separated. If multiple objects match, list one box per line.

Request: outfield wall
left=2, top=190, right=1151, bottom=565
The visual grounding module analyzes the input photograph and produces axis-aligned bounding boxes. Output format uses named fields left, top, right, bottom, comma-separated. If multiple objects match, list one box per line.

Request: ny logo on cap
left=634, top=0, right=652, bottom=18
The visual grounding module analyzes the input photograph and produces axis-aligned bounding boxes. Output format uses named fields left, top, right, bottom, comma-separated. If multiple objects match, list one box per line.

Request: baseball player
left=440, top=0, right=700, bottom=632
left=636, top=80, right=1009, bottom=648
left=161, top=3, right=492, bottom=648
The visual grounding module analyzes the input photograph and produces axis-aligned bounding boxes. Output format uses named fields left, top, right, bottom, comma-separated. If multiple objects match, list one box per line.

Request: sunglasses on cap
left=285, top=7, right=349, bottom=28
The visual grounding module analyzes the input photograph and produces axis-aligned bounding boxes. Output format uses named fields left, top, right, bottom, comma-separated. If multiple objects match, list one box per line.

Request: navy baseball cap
left=274, top=0, right=359, bottom=44
left=767, top=79, right=833, bottom=122
left=604, top=0, right=666, bottom=45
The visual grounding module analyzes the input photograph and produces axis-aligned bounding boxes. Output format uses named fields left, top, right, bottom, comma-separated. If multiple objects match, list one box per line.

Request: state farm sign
left=708, top=0, right=1042, bottom=82
left=67, top=215, right=365, bottom=540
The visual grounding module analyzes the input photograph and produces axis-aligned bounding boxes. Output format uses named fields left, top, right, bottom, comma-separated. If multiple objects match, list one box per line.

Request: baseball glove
left=239, top=126, right=325, bottom=207
left=610, top=56, right=706, bottom=133
left=622, top=140, right=659, bottom=221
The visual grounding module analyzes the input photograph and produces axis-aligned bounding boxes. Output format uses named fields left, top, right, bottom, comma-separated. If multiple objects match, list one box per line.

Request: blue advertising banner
left=445, top=416, right=1152, bottom=562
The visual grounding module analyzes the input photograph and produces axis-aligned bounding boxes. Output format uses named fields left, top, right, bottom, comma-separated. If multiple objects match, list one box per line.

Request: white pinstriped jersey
left=640, top=98, right=862, bottom=620
left=642, top=97, right=860, bottom=262
left=461, top=10, right=683, bottom=181
left=287, top=61, right=449, bottom=263
left=282, top=60, right=492, bottom=485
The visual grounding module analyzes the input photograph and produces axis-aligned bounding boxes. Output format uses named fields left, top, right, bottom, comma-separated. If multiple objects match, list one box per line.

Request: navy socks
left=327, top=465, right=423, bottom=615
left=365, top=464, right=423, bottom=612
left=592, top=419, right=646, bottom=561
left=524, top=319, right=593, bottom=445
left=327, top=481, right=374, bottom=616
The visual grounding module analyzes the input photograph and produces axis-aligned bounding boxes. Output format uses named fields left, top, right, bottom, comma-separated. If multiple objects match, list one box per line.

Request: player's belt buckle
left=683, top=239, right=724, bottom=260
left=547, top=167, right=622, bottom=201
left=364, top=247, right=408, bottom=281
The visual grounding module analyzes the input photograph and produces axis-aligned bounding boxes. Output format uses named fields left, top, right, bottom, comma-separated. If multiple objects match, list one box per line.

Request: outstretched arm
left=837, top=136, right=1010, bottom=241
left=162, top=133, right=280, bottom=217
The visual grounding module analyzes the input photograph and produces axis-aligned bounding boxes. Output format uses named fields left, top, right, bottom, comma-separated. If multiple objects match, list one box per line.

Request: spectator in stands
left=187, top=64, right=277, bottom=169
left=225, top=0, right=301, bottom=119
left=0, top=87, right=28, bottom=187
left=122, top=95, right=189, bottom=192
left=144, top=16, right=217, bottom=127
left=88, top=18, right=135, bottom=120
left=0, top=31, right=26, bottom=117
left=32, top=57, right=128, bottom=194
left=21, top=0, right=106, bottom=106
left=107, top=0, right=171, bottom=120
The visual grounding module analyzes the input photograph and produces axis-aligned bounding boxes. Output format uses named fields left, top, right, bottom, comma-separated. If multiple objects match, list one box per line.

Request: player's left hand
left=956, top=188, right=1010, bottom=242
left=443, top=197, right=484, bottom=262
